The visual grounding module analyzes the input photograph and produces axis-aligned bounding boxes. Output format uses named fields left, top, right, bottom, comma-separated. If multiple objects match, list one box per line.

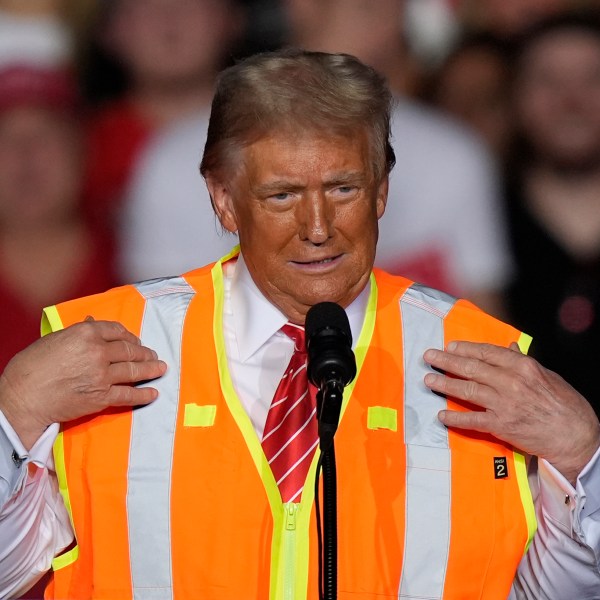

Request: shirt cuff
left=540, top=446, right=600, bottom=552
left=575, top=444, right=600, bottom=563
left=0, top=410, right=59, bottom=506
left=537, top=457, right=577, bottom=536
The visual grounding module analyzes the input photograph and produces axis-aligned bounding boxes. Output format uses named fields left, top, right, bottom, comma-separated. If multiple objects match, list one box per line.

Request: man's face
left=208, top=130, right=388, bottom=324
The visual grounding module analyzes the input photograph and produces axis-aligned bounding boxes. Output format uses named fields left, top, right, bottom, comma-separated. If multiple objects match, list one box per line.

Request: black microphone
left=305, top=302, right=357, bottom=450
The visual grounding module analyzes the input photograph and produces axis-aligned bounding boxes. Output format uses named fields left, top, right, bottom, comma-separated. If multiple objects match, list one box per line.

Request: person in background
left=0, top=63, right=117, bottom=373
left=505, top=11, right=600, bottom=417
left=81, top=0, right=244, bottom=242
left=424, top=33, right=514, bottom=162
left=0, top=49, right=599, bottom=600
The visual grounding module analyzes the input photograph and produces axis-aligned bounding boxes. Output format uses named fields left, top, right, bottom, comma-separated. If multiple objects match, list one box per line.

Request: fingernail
left=424, top=349, right=436, bottom=362
left=447, top=341, right=457, bottom=351
left=424, top=373, right=435, bottom=386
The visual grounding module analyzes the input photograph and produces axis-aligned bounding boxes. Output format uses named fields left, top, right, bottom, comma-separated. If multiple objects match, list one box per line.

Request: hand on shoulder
left=0, top=319, right=167, bottom=449
left=424, top=341, right=600, bottom=485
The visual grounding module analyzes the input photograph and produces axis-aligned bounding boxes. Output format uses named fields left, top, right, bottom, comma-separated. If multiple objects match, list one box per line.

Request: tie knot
left=281, top=323, right=306, bottom=353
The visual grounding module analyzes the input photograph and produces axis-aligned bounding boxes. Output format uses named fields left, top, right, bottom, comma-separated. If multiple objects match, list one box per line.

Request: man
left=1, top=49, right=599, bottom=599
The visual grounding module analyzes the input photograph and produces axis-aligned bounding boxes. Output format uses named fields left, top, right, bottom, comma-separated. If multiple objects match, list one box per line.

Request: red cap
left=0, top=64, right=79, bottom=114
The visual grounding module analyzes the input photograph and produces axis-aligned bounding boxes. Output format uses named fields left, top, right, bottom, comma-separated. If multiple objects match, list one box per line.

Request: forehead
left=236, top=129, right=373, bottom=182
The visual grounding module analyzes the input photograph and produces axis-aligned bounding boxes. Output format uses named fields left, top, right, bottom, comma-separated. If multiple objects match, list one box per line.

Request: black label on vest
left=494, top=456, right=508, bottom=479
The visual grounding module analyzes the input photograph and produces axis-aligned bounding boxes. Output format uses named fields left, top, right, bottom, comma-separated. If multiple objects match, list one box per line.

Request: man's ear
left=206, top=177, right=238, bottom=233
left=376, top=175, right=389, bottom=219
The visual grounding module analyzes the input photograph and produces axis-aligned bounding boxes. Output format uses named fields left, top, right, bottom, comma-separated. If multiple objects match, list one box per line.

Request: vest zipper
left=283, top=501, right=299, bottom=600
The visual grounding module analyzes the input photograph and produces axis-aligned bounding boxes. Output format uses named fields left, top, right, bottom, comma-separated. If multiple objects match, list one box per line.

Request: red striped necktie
left=261, top=323, right=319, bottom=503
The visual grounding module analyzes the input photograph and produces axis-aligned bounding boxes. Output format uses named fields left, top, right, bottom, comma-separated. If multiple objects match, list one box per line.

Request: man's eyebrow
left=326, top=171, right=367, bottom=185
left=253, top=180, right=303, bottom=195
left=253, top=171, right=368, bottom=195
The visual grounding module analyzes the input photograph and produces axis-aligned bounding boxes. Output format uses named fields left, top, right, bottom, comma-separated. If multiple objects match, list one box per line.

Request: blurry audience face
left=514, top=27, right=600, bottom=170
left=0, top=106, right=81, bottom=228
left=462, top=0, right=569, bottom=37
left=434, top=45, right=512, bottom=157
left=107, top=0, right=238, bottom=86
left=284, top=0, right=404, bottom=71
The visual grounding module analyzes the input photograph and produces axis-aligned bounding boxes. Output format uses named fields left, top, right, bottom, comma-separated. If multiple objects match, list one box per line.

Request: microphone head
left=305, top=301, right=352, bottom=346
left=305, top=302, right=356, bottom=388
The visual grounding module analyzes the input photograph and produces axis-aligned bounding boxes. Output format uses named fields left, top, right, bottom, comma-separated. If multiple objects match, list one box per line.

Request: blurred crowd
left=2, top=0, right=600, bottom=419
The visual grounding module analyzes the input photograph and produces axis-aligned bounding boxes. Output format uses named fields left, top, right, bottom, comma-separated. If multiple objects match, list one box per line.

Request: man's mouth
left=292, top=254, right=342, bottom=267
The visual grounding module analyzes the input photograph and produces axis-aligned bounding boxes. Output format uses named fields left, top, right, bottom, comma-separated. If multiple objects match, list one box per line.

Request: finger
left=106, top=340, right=158, bottom=364
left=424, top=372, right=496, bottom=408
left=438, top=408, right=495, bottom=434
left=424, top=347, right=499, bottom=385
left=509, top=342, right=521, bottom=353
left=107, top=360, right=167, bottom=385
left=75, top=320, right=142, bottom=346
left=439, top=341, right=523, bottom=369
left=105, top=384, right=160, bottom=407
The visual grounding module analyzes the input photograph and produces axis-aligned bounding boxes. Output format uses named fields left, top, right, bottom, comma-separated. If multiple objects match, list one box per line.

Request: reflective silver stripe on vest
left=127, top=277, right=195, bottom=600
left=398, top=283, right=457, bottom=600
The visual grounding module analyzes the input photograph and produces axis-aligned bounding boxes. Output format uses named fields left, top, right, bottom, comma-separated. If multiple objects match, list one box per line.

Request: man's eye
left=271, top=192, right=290, bottom=201
left=332, top=186, right=358, bottom=197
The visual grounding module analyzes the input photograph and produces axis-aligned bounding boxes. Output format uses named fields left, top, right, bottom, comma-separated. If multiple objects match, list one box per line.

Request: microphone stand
left=316, top=379, right=344, bottom=600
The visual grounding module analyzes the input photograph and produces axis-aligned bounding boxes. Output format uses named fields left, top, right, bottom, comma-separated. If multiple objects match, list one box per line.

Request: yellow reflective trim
left=513, top=332, right=537, bottom=552
left=183, top=403, right=216, bottom=427
left=41, top=306, right=78, bottom=571
left=210, top=254, right=292, bottom=600
left=52, top=544, right=79, bottom=570
left=220, top=244, right=241, bottom=263
left=41, top=305, right=64, bottom=336
left=513, top=451, right=537, bottom=554
left=51, top=431, right=79, bottom=570
left=340, top=272, right=378, bottom=423
left=211, top=253, right=281, bottom=503
left=517, top=332, right=532, bottom=354
left=367, top=406, right=398, bottom=432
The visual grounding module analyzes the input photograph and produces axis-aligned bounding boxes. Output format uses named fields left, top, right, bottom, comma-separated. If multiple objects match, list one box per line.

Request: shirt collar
left=231, top=253, right=370, bottom=362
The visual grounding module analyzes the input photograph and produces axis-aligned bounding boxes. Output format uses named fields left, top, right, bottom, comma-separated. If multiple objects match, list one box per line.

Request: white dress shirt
left=0, top=256, right=599, bottom=599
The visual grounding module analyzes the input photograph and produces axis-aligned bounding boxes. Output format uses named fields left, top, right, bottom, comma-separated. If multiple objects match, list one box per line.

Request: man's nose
left=299, top=193, right=333, bottom=244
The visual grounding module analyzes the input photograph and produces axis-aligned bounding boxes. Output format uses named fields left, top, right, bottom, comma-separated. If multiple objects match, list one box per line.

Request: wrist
left=549, top=423, right=600, bottom=486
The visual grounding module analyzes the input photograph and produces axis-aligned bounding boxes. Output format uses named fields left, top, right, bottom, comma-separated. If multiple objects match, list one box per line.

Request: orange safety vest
left=43, top=252, right=536, bottom=600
